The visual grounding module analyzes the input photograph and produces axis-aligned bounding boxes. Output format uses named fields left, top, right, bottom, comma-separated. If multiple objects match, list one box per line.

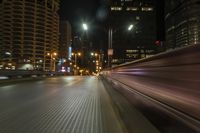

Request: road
left=0, top=76, right=125, bottom=133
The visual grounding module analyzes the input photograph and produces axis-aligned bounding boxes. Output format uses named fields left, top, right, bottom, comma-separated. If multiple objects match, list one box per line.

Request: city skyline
left=0, top=1, right=199, bottom=133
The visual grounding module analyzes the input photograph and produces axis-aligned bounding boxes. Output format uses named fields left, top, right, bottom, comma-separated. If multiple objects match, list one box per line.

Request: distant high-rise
left=0, top=0, right=59, bottom=70
left=165, top=0, right=200, bottom=49
left=58, top=21, right=72, bottom=72
left=108, top=0, right=157, bottom=65
left=59, top=21, right=72, bottom=60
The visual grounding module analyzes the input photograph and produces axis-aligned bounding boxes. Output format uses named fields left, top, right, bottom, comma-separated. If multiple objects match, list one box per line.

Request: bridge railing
left=102, top=44, right=200, bottom=131
left=0, top=70, right=70, bottom=79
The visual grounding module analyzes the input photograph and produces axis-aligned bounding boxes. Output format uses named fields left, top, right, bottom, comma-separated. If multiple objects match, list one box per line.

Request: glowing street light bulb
left=78, top=52, right=81, bottom=56
left=54, top=52, right=57, bottom=56
left=83, top=23, right=88, bottom=31
left=128, top=24, right=134, bottom=31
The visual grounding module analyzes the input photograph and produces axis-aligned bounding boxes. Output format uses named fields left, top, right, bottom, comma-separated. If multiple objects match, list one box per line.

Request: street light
left=46, top=52, right=57, bottom=71
left=107, top=24, right=134, bottom=68
left=90, top=52, right=102, bottom=73
left=71, top=52, right=81, bottom=75
left=82, top=23, right=88, bottom=31
left=128, top=24, right=134, bottom=31
left=53, top=52, right=57, bottom=56
left=78, top=52, right=81, bottom=56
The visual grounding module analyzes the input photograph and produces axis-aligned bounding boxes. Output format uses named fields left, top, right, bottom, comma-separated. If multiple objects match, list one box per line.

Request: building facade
left=108, top=0, right=157, bottom=65
left=59, top=21, right=72, bottom=59
left=58, top=21, right=72, bottom=72
left=165, top=0, right=200, bottom=49
left=0, top=0, right=59, bottom=71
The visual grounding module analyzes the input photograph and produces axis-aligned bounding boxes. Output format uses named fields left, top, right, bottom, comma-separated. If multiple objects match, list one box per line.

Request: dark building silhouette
left=59, top=21, right=72, bottom=60
left=107, top=0, right=158, bottom=65
left=165, top=0, right=200, bottom=49
left=58, top=21, right=72, bottom=72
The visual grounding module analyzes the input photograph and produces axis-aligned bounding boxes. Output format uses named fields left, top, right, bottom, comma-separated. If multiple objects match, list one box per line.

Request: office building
left=107, top=0, right=157, bottom=65
left=58, top=21, right=72, bottom=72
left=0, top=0, right=59, bottom=71
left=165, top=0, right=200, bottom=49
left=59, top=21, right=72, bottom=59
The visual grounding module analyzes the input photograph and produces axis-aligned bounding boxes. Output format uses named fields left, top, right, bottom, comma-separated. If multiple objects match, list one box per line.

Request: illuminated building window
left=141, top=7, right=153, bottom=11
left=136, top=16, right=140, bottom=20
left=112, top=59, right=119, bottom=63
left=126, top=7, right=138, bottom=11
left=126, top=50, right=138, bottom=53
left=126, top=54, right=136, bottom=58
left=111, top=7, right=122, bottom=11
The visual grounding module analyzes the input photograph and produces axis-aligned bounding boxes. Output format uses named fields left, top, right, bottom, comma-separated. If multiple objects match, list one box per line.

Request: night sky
left=60, top=0, right=99, bottom=20
left=59, top=0, right=165, bottom=49
left=59, top=0, right=109, bottom=29
left=59, top=0, right=109, bottom=49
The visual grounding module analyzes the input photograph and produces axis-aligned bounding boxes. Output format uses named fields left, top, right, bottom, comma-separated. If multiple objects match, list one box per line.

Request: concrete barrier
left=102, top=44, right=200, bottom=132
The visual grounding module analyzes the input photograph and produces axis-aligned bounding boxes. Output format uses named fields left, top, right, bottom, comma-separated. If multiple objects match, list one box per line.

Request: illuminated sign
left=68, top=47, right=72, bottom=60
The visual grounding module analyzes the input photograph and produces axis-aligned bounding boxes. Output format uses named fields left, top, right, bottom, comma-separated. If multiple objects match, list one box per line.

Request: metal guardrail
left=102, top=44, right=200, bottom=132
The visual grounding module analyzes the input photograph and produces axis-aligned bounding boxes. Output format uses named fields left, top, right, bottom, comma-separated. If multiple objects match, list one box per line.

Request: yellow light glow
left=78, top=52, right=81, bottom=56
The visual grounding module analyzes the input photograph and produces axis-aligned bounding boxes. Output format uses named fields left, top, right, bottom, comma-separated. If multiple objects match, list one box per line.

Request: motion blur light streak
left=102, top=44, right=200, bottom=132
left=0, top=76, right=9, bottom=80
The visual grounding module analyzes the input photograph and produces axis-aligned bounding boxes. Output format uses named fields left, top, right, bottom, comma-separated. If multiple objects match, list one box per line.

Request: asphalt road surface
left=0, top=76, right=127, bottom=133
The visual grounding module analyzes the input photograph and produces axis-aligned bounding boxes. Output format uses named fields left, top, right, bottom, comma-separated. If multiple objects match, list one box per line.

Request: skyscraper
left=0, top=0, right=59, bottom=71
left=165, top=0, right=200, bottom=49
left=58, top=20, right=72, bottom=72
left=108, top=0, right=157, bottom=65
left=59, top=21, right=72, bottom=60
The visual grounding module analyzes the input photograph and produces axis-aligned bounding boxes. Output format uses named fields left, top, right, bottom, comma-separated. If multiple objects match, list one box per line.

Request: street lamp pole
left=91, top=52, right=102, bottom=73
left=46, top=52, right=57, bottom=71
left=72, top=52, right=81, bottom=75
left=107, top=24, right=134, bottom=68
left=108, top=28, right=113, bottom=68
left=43, top=56, right=46, bottom=71
left=75, top=54, right=77, bottom=67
